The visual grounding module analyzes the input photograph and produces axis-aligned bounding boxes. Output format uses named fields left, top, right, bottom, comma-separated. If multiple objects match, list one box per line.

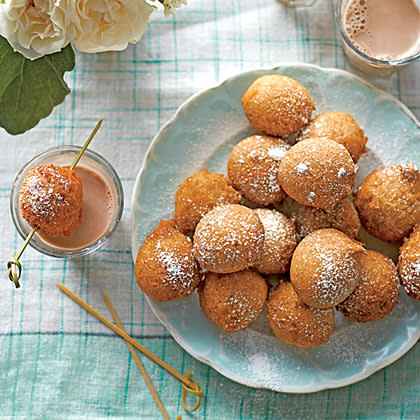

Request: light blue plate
left=131, top=64, right=420, bottom=393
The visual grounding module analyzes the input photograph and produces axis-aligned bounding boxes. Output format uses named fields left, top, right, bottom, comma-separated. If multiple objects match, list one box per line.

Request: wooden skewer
left=70, top=119, right=103, bottom=170
left=102, top=292, right=170, bottom=420
left=57, top=283, right=198, bottom=391
left=181, top=370, right=202, bottom=413
left=7, top=226, right=38, bottom=288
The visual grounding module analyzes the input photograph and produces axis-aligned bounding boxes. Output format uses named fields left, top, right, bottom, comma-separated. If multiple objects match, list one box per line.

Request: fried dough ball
left=254, top=208, right=297, bottom=275
left=193, top=204, right=264, bottom=273
left=227, top=135, right=289, bottom=205
left=290, top=229, right=366, bottom=309
left=198, top=270, right=269, bottom=332
left=266, top=282, right=334, bottom=348
left=278, top=138, right=356, bottom=211
left=295, top=198, right=361, bottom=240
left=354, top=164, right=420, bottom=242
left=299, top=112, right=367, bottom=162
left=174, top=170, right=242, bottom=235
left=135, top=220, right=201, bottom=302
left=19, top=165, right=83, bottom=237
left=242, top=75, right=315, bottom=137
left=398, top=225, right=420, bottom=301
left=337, top=250, right=399, bottom=322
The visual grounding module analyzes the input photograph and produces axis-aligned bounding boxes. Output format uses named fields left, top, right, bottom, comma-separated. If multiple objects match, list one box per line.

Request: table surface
left=1, top=1, right=419, bottom=419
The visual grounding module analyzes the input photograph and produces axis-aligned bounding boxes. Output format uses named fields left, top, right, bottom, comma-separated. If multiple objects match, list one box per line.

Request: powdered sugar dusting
left=399, top=226, right=420, bottom=298
left=20, top=165, right=73, bottom=222
left=139, top=220, right=199, bottom=298
left=296, top=162, right=308, bottom=175
left=193, top=204, right=264, bottom=272
left=337, top=251, right=400, bottom=322
left=337, top=167, right=347, bottom=178
left=412, top=262, right=420, bottom=274
left=158, top=250, right=192, bottom=286
left=295, top=199, right=360, bottom=240
left=401, top=260, right=420, bottom=297
left=268, top=146, right=288, bottom=161
left=228, top=135, right=289, bottom=205
left=255, top=208, right=297, bottom=274
left=306, top=191, right=316, bottom=203
left=279, top=138, right=356, bottom=210
left=175, top=170, right=242, bottom=233
left=399, top=163, right=420, bottom=182
left=292, top=230, right=363, bottom=308
left=312, top=249, right=359, bottom=307
left=133, top=68, right=420, bottom=391
left=267, top=283, right=334, bottom=347
left=256, top=209, right=292, bottom=245
left=219, top=323, right=307, bottom=388
left=224, top=291, right=263, bottom=328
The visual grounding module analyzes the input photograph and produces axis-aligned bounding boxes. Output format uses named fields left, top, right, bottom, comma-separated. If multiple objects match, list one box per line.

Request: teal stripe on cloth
left=2, top=335, right=420, bottom=419
left=0, top=334, right=420, bottom=420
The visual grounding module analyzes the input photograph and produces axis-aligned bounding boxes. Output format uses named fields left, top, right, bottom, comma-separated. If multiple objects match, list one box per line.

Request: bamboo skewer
left=70, top=119, right=103, bottom=170
left=181, top=371, right=202, bottom=413
left=57, top=283, right=200, bottom=392
left=7, top=226, right=38, bottom=288
left=7, top=119, right=103, bottom=288
left=102, top=292, right=170, bottom=420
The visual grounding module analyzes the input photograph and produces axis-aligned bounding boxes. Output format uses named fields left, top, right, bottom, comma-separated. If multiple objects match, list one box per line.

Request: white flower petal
left=71, top=0, right=154, bottom=54
left=0, top=0, right=156, bottom=58
left=0, top=0, right=71, bottom=60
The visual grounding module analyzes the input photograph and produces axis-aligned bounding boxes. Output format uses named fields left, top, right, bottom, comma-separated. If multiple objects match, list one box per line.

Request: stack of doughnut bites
left=135, top=74, right=420, bottom=348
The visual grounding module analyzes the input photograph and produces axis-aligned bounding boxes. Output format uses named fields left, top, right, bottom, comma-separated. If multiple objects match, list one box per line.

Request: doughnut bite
left=278, top=138, right=356, bottom=211
left=135, top=220, right=201, bottom=302
left=266, top=282, right=334, bottom=348
left=174, top=170, right=241, bottom=235
left=337, top=250, right=399, bottom=322
left=290, top=229, right=366, bottom=309
left=398, top=225, right=420, bottom=301
left=198, top=270, right=269, bottom=332
left=227, top=135, right=289, bottom=205
left=193, top=204, right=264, bottom=273
left=299, top=112, right=367, bottom=162
left=242, top=75, right=315, bottom=137
left=294, top=198, right=361, bottom=240
left=354, top=164, right=420, bottom=242
left=19, top=164, right=83, bottom=237
left=254, top=208, right=297, bottom=275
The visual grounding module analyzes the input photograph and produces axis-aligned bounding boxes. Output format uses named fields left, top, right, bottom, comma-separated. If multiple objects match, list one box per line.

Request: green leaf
left=0, top=37, right=75, bottom=135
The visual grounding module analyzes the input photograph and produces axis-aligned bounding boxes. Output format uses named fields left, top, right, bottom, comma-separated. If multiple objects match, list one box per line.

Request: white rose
left=69, top=0, right=154, bottom=54
left=0, top=0, right=72, bottom=60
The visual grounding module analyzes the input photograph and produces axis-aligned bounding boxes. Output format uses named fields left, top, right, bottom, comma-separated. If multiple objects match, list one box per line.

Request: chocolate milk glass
left=40, top=167, right=114, bottom=250
left=337, top=0, right=420, bottom=71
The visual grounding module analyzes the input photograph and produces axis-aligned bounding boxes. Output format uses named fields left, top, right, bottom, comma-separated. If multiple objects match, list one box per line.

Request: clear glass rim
left=278, top=0, right=317, bottom=6
left=335, top=0, right=420, bottom=67
left=10, top=145, right=124, bottom=258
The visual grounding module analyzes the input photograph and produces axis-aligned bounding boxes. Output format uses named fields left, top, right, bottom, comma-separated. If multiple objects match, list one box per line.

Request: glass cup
left=335, top=0, right=420, bottom=73
left=10, top=146, right=124, bottom=258
left=279, top=0, right=317, bottom=7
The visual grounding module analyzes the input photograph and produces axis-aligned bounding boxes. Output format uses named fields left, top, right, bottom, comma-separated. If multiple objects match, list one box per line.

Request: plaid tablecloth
left=1, top=0, right=419, bottom=418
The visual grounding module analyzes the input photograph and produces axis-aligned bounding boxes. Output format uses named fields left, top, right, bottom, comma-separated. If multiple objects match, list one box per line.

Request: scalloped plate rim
left=130, top=63, right=420, bottom=393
